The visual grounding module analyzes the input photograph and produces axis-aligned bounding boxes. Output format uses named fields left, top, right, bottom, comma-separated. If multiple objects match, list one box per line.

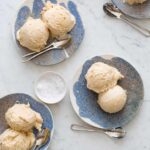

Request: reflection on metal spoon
left=31, top=128, right=50, bottom=150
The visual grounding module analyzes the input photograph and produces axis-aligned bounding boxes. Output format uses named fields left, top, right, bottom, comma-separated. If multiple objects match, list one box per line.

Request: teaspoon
left=71, top=124, right=126, bottom=138
left=31, top=128, right=50, bottom=150
left=103, top=3, right=150, bottom=37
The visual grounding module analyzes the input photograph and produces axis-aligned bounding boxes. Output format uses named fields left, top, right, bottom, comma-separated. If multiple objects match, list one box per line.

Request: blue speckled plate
left=70, top=55, right=144, bottom=129
left=13, top=0, right=84, bottom=65
left=112, top=0, right=150, bottom=19
left=0, top=93, right=54, bottom=150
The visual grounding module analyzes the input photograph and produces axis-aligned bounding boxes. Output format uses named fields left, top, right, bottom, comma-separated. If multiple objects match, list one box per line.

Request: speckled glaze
left=0, top=93, right=54, bottom=150
left=14, top=0, right=84, bottom=65
left=112, top=0, right=150, bottom=19
left=70, top=55, right=144, bottom=129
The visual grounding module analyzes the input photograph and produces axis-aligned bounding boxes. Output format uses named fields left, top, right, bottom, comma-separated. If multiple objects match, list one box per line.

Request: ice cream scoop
left=97, top=85, right=127, bottom=113
left=85, top=62, right=124, bottom=93
left=17, top=17, right=49, bottom=52
left=0, top=129, right=35, bottom=150
left=123, top=0, right=147, bottom=5
left=41, top=1, right=76, bottom=39
left=5, top=103, right=43, bottom=132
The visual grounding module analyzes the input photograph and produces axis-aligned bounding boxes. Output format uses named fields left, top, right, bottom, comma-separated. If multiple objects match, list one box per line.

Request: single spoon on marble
left=71, top=124, right=126, bottom=138
left=103, top=3, right=150, bottom=37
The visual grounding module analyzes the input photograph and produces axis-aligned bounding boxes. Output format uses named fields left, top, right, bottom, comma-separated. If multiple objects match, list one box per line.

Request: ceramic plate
left=13, top=0, right=84, bottom=65
left=70, top=55, right=144, bottom=129
left=0, top=93, right=54, bottom=150
left=112, top=0, right=150, bottom=19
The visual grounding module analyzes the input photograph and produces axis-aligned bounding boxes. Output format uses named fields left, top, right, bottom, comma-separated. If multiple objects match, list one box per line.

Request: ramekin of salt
left=34, top=71, right=67, bottom=104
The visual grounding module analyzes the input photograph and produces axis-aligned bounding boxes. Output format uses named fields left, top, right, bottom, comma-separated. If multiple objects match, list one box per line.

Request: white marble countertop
left=1, top=0, right=150, bottom=149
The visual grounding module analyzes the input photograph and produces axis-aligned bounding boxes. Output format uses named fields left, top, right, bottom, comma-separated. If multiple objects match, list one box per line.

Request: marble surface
left=0, top=0, right=150, bottom=149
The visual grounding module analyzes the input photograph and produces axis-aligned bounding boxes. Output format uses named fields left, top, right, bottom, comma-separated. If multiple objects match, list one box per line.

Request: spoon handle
left=71, top=124, right=122, bottom=133
left=22, top=47, right=55, bottom=63
left=71, top=124, right=126, bottom=138
left=71, top=124, right=99, bottom=132
left=120, top=15, right=150, bottom=37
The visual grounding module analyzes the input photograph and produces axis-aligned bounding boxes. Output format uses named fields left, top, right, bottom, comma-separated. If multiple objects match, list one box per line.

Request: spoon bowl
left=104, top=127, right=126, bottom=138
left=103, top=3, right=119, bottom=17
left=103, top=3, right=122, bottom=18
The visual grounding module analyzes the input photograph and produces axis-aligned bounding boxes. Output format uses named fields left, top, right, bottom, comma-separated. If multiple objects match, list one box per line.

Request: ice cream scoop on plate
left=41, top=1, right=76, bottom=40
left=5, top=103, right=43, bottom=132
left=0, top=128, right=35, bottom=150
left=98, top=85, right=127, bottom=113
left=85, top=62, right=124, bottom=93
left=17, top=17, right=49, bottom=52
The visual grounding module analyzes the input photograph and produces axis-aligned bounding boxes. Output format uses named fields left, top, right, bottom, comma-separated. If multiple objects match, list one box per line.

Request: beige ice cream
left=41, top=1, right=76, bottom=39
left=85, top=62, right=124, bottom=93
left=97, top=85, right=127, bottom=113
left=0, top=128, right=35, bottom=150
left=124, top=0, right=147, bottom=5
left=17, top=17, right=49, bottom=52
left=5, top=104, right=43, bottom=132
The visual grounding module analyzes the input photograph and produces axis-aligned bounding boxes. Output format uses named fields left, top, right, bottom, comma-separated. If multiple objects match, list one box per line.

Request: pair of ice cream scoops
left=85, top=62, right=127, bottom=113
left=0, top=103, right=43, bottom=150
left=17, top=1, right=76, bottom=52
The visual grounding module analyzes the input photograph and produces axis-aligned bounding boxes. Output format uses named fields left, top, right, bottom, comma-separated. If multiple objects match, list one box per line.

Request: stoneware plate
left=13, top=0, right=84, bottom=65
left=70, top=55, right=144, bottom=129
left=0, top=93, right=54, bottom=150
left=112, top=0, right=150, bottom=19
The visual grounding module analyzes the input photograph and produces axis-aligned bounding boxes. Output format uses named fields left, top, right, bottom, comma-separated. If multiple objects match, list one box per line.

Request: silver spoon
left=31, top=128, right=50, bottom=150
left=22, top=38, right=71, bottom=63
left=103, top=3, right=150, bottom=37
left=71, top=124, right=126, bottom=138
